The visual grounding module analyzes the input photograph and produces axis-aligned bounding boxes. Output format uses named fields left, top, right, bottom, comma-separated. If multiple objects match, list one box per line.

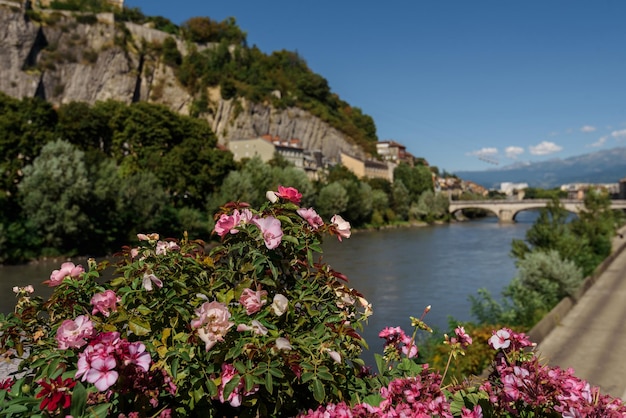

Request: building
left=340, top=152, right=395, bottom=182
left=228, top=135, right=326, bottom=179
left=500, top=182, right=528, bottom=196
left=376, top=140, right=416, bottom=165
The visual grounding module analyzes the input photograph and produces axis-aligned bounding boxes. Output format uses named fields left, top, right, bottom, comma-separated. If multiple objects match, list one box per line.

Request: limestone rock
left=0, top=4, right=365, bottom=160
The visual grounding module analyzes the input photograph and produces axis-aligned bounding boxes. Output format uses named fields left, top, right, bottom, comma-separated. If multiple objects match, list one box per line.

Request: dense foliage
left=0, top=93, right=450, bottom=264
left=0, top=93, right=235, bottom=263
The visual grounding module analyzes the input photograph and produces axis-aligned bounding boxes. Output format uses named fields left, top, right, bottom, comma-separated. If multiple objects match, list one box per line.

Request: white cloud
left=611, top=129, right=626, bottom=140
left=580, top=125, right=596, bottom=133
left=529, top=141, right=563, bottom=156
left=505, top=146, right=524, bottom=159
left=467, top=147, right=498, bottom=157
left=588, top=136, right=607, bottom=147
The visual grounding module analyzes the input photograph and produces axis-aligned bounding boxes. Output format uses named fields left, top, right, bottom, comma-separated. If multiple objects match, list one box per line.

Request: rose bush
left=1, top=185, right=625, bottom=417
left=0, top=187, right=371, bottom=417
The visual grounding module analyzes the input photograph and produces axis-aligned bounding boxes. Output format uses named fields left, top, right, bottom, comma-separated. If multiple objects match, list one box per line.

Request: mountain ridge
left=455, top=147, right=626, bottom=189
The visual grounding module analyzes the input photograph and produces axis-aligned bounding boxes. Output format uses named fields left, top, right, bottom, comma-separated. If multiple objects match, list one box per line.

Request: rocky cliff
left=0, top=3, right=364, bottom=160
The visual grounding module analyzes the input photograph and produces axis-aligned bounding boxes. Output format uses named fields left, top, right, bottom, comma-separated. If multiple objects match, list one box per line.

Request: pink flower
left=86, top=355, right=119, bottom=391
left=252, top=216, right=283, bottom=249
left=214, top=209, right=256, bottom=237
left=56, top=315, right=94, bottom=349
left=90, top=290, right=119, bottom=317
left=489, top=328, right=511, bottom=350
left=123, top=341, right=151, bottom=372
left=276, top=186, right=302, bottom=204
left=237, top=320, right=269, bottom=335
left=156, top=240, right=180, bottom=255
left=214, top=211, right=241, bottom=237
left=191, top=301, right=234, bottom=351
left=331, top=215, right=351, bottom=241
left=142, top=272, right=163, bottom=291
left=47, top=262, right=85, bottom=286
left=239, top=287, right=268, bottom=315
left=455, top=326, right=473, bottom=348
left=137, top=233, right=159, bottom=241
left=297, top=207, right=324, bottom=229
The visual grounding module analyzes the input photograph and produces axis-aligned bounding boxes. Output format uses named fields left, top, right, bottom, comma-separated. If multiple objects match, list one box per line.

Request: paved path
left=536, top=231, right=626, bottom=399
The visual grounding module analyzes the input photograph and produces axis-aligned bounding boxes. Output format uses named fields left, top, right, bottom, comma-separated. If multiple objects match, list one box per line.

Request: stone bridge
left=449, top=199, right=626, bottom=222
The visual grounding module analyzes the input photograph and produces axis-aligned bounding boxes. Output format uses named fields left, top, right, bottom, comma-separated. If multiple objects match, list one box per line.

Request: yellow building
left=340, top=152, right=395, bottom=182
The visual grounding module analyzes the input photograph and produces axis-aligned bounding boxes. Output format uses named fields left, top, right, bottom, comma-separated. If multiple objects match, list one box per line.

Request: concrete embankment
left=533, top=227, right=626, bottom=399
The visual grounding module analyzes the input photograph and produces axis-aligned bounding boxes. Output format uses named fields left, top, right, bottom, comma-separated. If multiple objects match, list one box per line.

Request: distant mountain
left=454, top=147, right=626, bottom=189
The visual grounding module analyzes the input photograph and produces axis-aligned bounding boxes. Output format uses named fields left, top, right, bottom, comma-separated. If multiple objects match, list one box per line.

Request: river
left=0, top=212, right=538, bottom=365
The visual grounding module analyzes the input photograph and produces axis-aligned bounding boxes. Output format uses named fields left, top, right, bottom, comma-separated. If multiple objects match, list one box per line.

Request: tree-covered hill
left=1, top=0, right=378, bottom=156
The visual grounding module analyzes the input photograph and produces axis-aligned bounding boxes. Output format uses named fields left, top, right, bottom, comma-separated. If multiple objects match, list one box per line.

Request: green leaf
left=374, top=353, right=386, bottom=375
left=70, top=382, right=87, bottom=417
left=170, top=357, right=179, bottom=379
left=1, top=404, right=29, bottom=414
left=268, top=367, right=285, bottom=378
left=87, top=403, right=111, bottom=418
left=311, top=378, right=325, bottom=403
left=362, top=393, right=384, bottom=407
left=128, top=316, right=151, bottom=336
left=300, top=371, right=315, bottom=383
left=265, top=371, right=274, bottom=394
left=224, top=374, right=242, bottom=401
left=136, top=304, right=152, bottom=315
left=282, top=235, right=299, bottom=245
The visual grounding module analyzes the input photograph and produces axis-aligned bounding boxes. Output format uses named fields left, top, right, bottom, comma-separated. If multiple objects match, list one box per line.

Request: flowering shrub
left=1, top=186, right=625, bottom=417
left=300, top=325, right=626, bottom=417
left=0, top=187, right=371, bottom=417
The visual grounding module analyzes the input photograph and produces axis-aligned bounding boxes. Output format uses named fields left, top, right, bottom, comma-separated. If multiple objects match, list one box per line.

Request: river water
left=0, top=212, right=538, bottom=365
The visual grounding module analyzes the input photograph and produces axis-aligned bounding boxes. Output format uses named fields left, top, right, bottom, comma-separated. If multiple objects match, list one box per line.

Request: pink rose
left=56, top=315, right=94, bottom=349
left=276, top=186, right=302, bottom=204
left=47, top=262, right=85, bottom=286
left=297, top=207, right=324, bottom=229
left=90, top=290, right=119, bottom=317
left=252, top=216, right=283, bottom=249
left=239, top=288, right=268, bottom=315
left=191, top=301, right=234, bottom=351
left=331, top=215, right=351, bottom=242
left=214, top=209, right=256, bottom=237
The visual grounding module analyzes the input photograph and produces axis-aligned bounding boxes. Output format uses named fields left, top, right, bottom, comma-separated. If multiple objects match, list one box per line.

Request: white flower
left=266, top=190, right=279, bottom=203
left=327, top=349, right=342, bottom=364
left=271, top=294, right=289, bottom=316
left=142, top=272, right=163, bottom=291
left=275, top=337, right=292, bottom=351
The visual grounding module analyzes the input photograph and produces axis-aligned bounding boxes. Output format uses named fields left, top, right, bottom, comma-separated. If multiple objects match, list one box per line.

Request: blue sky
left=125, top=0, right=626, bottom=172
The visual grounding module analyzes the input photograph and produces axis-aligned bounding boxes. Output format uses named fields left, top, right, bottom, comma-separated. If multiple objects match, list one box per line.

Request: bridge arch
left=446, top=199, right=619, bottom=223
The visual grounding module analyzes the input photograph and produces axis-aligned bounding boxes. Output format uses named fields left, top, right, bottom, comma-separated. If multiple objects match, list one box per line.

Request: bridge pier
left=498, top=209, right=515, bottom=223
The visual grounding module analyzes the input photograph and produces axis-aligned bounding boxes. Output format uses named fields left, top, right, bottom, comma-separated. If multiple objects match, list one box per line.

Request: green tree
left=0, top=94, right=57, bottom=197
left=570, top=189, right=617, bottom=274
left=391, top=180, right=410, bottom=221
left=316, top=182, right=349, bottom=221
left=511, top=198, right=585, bottom=267
left=471, top=250, right=583, bottom=328
left=339, top=180, right=373, bottom=227
left=18, top=140, right=91, bottom=254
